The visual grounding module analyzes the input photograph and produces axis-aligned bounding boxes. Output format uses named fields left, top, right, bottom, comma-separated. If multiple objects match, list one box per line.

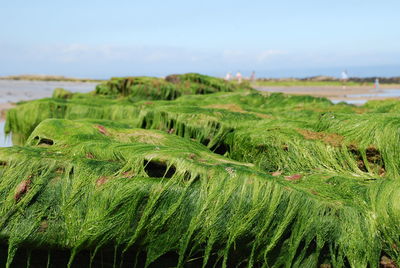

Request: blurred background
left=1, top=0, right=400, bottom=146
left=1, top=0, right=399, bottom=79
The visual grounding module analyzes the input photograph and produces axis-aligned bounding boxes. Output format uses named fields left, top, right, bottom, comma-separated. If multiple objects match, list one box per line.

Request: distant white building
left=374, top=78, right=380, bottom=90
left=341, top=70, right=348, bottom=80
left=225, top=72, right=232, bottom=81
left=236, top=72, right=242, bottom=83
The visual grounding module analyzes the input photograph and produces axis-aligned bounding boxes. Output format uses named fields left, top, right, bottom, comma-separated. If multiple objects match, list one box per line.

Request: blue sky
left=1, top=0, right=399, bottom=78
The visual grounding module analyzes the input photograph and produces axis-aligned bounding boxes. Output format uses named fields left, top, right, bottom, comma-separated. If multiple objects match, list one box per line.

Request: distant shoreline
left=3, top=74, right=400, bottom=85
left=253, top=84, right=400, bottom=91
left=0, top=75, right=103, bottom=83
left=252, top=80, right=400, bottom=88
left=254, top=85, right=400, bottom=105
left=0, top=79, right=98, bottom=120
left=0, top=77, right=399, bottom=117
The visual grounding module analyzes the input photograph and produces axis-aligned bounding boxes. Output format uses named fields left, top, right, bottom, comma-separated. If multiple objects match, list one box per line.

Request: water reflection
left=347, top=89, right=400, bottom=98
left=331, top=99, right=367, bottom=105
left=0, top=79, right=98, bottom=103
left=0, top=80, right=98, bottom=147
left=332, top=88, right=400, bottom=105
left=0, top=121, right=12, bottom=147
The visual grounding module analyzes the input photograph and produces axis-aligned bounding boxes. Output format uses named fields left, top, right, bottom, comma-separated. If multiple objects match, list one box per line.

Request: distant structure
left=374, top=78, right=380, bottom=90
left=236, top=72, right=242, bottom=83
left=341, top=70, right=348, bottom=89
left=225, top=72, right=232, bottom=81
left=341, top=70, right=348, bottom=80
left=250, top=71, right=256, bottom=82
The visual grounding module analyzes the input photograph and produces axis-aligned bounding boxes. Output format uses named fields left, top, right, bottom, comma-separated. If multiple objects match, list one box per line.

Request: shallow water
left=0, top=79, right=98, bottom=104
left=331, top=99, right=367, bottom=105
left=0, top=80, right=98, bottom=147
left=0, top=122, right=12, bottom=147
left=347, top=89, right=400, bottom=98
left=332, top=89, right=400, bottom=105
left=258, top=87, right=400, bottom=105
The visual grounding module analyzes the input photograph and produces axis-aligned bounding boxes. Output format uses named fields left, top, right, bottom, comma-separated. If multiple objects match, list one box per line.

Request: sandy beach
left=255, top=84, right=400, bottom=105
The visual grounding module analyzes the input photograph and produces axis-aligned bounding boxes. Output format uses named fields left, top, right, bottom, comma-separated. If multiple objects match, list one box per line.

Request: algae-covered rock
left=52, top=88, right=73, bottom=99
left=0, top=118, right=396, bottom=267
left=2, top=74, right=400, bottom=267
left=94, top=73, right=246, bottom=101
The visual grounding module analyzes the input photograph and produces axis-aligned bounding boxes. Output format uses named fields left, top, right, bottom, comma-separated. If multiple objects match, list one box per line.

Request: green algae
left=2, top=74, right=400, bottom=267
left=94, top=73, right=244, bottom=101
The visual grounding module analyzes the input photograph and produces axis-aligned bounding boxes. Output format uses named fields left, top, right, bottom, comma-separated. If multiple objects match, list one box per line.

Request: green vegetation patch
left=94, top=73, right=246, bottom=101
